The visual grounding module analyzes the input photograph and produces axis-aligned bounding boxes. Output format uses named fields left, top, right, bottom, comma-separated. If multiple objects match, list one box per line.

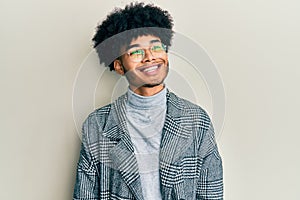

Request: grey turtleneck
left=126, top=87, right=167, bottom=200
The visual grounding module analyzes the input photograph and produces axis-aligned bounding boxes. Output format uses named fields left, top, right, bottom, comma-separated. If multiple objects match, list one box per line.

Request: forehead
left=119, top=35, right=162, bottom=53
left=129, top=35, right=161, bottom=46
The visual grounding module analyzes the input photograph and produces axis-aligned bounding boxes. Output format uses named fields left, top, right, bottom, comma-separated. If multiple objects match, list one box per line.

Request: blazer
left=73, top=91, right=223, bottom=200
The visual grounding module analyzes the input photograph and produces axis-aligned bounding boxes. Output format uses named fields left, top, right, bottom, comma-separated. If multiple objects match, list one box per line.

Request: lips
left=143, top=65, right=158, bottom=72
left=138, top=64, right=161, bottom=74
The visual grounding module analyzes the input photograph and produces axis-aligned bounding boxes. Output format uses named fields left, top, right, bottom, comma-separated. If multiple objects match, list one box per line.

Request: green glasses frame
left=125, top=42, right=167, bottom=62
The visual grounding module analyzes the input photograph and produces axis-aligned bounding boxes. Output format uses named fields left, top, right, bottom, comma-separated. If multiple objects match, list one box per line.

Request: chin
left=142, top=83, right=161, bottom=88
left=142, top=78, right=166, bottom=88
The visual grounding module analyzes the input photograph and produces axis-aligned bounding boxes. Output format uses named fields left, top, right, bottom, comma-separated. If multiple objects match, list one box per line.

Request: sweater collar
left=127, top=86, right=167, bottom=109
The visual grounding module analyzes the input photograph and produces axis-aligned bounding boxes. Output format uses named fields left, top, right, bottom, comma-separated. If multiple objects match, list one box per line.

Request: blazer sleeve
left=73, top=118, right=99, bottom=200
left=196, top=122, right=223, bottom=200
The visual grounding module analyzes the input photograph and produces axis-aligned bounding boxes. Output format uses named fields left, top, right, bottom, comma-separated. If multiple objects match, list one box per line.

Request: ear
left=113, top=60, right=125, bottom=75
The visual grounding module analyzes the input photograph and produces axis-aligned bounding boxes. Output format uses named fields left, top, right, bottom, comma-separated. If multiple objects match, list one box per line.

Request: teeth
left=143, top=65, right=158, bottom=72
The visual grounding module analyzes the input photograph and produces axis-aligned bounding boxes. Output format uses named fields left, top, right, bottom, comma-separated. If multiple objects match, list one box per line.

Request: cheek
left=163, top=54, right=168, bottom=63
left=122, top=60, right=137, bottom=72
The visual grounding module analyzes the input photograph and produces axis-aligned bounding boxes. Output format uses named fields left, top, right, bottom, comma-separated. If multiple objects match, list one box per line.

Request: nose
left=142, top=49, right=155, bottom=62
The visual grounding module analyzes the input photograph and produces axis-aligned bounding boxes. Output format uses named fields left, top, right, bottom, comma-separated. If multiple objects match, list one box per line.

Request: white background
left=1, top=0, right=299, bottom=199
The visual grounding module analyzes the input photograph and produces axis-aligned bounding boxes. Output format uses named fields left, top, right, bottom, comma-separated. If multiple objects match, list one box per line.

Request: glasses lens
left=128, top=49, right=145, bottom=62
left=151, top=43, right=166, bottom=53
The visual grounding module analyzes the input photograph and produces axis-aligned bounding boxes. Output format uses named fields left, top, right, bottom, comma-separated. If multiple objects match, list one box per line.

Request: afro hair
left=92, top=2, right=174, bottom=71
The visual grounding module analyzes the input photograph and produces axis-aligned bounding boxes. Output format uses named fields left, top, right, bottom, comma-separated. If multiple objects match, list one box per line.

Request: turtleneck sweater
left=126, top=87, right=167, bottom=200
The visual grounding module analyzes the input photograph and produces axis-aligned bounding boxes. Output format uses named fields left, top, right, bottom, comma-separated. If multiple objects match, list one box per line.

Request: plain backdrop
left=1, top=0, right=299, bottom=199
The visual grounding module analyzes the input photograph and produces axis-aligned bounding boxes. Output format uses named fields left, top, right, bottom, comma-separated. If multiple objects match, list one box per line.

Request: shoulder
left=84, top=104, right=112, bottom=125
left=80, top=103, right=113, bottom=142
left=81, top=93, right=127, bottom=134
left=168, top=92, right=211, bottom=121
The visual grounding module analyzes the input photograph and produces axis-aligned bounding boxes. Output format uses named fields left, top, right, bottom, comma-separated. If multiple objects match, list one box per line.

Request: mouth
left=138, top=64, right=162, bottom=74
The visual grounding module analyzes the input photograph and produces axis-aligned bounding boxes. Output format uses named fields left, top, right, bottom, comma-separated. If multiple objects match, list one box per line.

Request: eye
left=151, top=44, right=165, bottom=52
left=129, top=49, right=144, bottom=56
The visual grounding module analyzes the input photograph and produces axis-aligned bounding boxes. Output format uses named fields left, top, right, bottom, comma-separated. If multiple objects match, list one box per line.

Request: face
left=114, top=35, right=169, bottom=95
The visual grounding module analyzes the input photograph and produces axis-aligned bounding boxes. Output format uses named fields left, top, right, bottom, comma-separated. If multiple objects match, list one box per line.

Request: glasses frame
left=124, top=42, right=168, bottom=63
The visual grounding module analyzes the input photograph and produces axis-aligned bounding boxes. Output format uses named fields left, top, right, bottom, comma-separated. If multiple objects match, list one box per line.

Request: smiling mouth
left=139, top=64, right=161, bottom=73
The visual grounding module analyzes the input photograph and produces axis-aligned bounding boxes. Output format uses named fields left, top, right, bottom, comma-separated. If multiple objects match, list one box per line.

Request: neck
left=129, top=84, right=164, bottom=96
left=127, top=86, right=167, bottom=109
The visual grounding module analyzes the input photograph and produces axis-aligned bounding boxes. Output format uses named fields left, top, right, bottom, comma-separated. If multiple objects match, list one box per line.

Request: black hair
left=92, top=2, right=174, bottom=71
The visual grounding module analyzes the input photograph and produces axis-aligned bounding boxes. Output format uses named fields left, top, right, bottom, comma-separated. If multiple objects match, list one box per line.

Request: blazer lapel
left=102, top=94, right=144, bottom=200
left=160, top=92, right=194, bottom=198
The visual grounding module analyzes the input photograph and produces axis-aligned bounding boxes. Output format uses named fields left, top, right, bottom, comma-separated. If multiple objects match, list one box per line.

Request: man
left=73, top=2, right=223, bottom=200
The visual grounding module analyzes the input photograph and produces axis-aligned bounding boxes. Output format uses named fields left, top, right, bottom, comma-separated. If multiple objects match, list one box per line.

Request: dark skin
left=113, top=35, right=169, bottom=96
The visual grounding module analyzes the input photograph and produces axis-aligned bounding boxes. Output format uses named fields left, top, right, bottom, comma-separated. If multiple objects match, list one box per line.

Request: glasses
left=124, top=42, right=167, bottom=63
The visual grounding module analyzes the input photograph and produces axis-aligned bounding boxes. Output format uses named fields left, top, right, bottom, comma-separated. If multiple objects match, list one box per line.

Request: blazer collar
left=102, top=90, right=192, bottom=145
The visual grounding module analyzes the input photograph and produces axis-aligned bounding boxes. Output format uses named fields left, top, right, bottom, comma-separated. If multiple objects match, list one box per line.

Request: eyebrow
left=126, top=39, right=161, bottom=51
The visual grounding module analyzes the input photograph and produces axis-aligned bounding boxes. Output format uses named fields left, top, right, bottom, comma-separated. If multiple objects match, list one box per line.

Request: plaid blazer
left=73, top=91, right=223, bottom=200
